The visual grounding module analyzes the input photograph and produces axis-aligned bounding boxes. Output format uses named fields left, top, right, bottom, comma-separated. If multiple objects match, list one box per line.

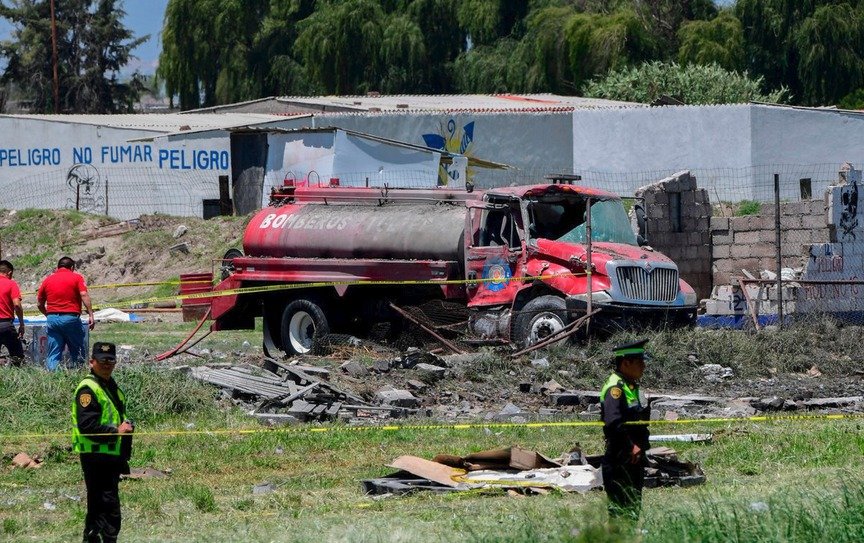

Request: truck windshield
left=529, top=198, right=637, bottom=246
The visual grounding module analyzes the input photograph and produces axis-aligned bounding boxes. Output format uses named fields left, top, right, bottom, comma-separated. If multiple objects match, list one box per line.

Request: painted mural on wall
left=422, top=119, right=475, bottom=187
left=798, top=167, right=864, bottom=316
left=65, top=164, right=105, bottom=214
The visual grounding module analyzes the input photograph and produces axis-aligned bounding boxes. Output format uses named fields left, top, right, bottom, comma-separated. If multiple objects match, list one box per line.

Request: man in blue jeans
left=37, top=256, right=95, bottom=370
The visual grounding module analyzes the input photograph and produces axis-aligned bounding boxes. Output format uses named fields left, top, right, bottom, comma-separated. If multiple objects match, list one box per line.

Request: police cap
left=92, top=342, right=117, bottom=363
left=613, top=339, right=648, bottom=360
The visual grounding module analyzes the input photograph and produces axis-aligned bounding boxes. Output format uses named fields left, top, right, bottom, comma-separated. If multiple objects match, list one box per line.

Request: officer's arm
left=75, top=387, right=118, bottom=444
left=602, top=391, right=634, bottom=450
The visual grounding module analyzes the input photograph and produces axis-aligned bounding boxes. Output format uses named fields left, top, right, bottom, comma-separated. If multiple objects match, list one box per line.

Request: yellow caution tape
left=87, top=271, right=589, bottom=311
left=3, top=411, right=862, bottom=442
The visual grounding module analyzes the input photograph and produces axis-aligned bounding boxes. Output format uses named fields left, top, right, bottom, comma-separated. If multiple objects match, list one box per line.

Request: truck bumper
left=565, top=297, right=697, bottom=330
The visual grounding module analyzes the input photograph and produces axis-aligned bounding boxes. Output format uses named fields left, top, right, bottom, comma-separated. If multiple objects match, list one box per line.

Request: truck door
left=464, top=200, right=524, bottom=306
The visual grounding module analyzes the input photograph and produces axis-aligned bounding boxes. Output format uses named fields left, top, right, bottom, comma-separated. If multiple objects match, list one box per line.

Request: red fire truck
left=195, top=179, right=697, bottom=355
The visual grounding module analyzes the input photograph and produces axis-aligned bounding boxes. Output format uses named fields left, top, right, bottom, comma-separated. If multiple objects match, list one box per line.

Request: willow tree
left=294, top=0, right=385, bottom=94
left=678, top=11, right=745, bottom=71
left=564, top=9, right=659, bottom=90
left=0, top=0, right=145, bottom=113
left=736, top=0, right=864, bottom=105
left=795, top=3, right=864, bottom=105
left=158, top=0, right=271, bottom=109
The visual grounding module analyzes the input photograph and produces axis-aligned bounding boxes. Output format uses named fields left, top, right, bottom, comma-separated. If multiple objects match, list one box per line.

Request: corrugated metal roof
left=181, top=93, right=642, bottom=114
left=0, top=112, right=301, bottom=132
left=274, top=93, right=640, bottom=112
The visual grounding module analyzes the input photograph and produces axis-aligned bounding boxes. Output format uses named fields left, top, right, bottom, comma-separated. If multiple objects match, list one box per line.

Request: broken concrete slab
left=375, top=389, right=420, bottom=408
left=415, top=363, right=447, bottom=382
left=340, top=360, right=368, bottom=377
left=406, top=379, right=427, bottom=392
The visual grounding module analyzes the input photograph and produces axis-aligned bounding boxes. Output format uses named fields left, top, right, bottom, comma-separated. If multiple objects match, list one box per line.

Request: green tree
left=736, top=0, right=864, bottom=105
left=564, top=9, right=659, bottom=90
left=294, top=0, right=385, bottom=94
left=0, top=0, right=146, bottom=113
left=678, top=11, right=744, bottom=70
left=583, top=61, right=788, bottom=105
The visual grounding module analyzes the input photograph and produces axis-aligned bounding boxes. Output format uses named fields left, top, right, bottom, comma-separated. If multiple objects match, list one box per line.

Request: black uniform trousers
left=602, top=459, right=644, bottom=520
left=80, top=454, right=123, bottom=543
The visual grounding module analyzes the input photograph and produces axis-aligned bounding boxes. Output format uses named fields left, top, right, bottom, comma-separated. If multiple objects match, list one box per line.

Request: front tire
left=280, top=299, right=330, bottom=355
left=512, top=295, right=568, bottom=348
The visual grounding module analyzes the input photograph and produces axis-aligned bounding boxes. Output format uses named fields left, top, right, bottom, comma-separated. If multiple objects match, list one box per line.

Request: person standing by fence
left=37, top=256, right=95, bottom=370
left=0, top=260, right=25, bottom=365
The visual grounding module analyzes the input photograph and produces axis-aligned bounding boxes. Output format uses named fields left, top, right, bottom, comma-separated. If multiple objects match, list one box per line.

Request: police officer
left=600, top=338, right=651, bottom=520
left=72, top=342, right=133, bottom=543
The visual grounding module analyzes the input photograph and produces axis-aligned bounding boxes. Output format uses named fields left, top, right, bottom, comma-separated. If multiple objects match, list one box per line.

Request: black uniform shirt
left=601, top=372, right=650, bottom=461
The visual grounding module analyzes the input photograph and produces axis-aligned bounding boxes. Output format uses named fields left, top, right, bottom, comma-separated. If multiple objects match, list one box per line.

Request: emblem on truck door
left=482, top=256, right=511, bottom=291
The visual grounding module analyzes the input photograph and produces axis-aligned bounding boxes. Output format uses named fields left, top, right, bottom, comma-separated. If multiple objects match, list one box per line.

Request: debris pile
left=362, top=445, right=705, bottom=497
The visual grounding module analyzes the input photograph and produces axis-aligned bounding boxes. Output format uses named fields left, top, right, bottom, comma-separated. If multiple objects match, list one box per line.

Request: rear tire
left=512, top=295, right=568, bottom=348
left=280, top=299, right=330, bottom=355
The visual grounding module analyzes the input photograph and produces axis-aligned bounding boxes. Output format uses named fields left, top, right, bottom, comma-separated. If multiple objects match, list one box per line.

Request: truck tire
left=280, top=299, right=330, bottom=355
left=512, top=295, right=568, bottom=348
left=220, top=248, right=243, bottom=280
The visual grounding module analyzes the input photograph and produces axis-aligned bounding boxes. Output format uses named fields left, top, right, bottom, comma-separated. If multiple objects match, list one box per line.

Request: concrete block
left=759, top=229, right=777, bottom=242
left=682, top=191, right=695, bottom=207
left=712, top=245, right=731, bottom=259
left=735, top=231, right=760, bottom=245
left=694, top=189, right=709, bottom=205
left=730, top=244, right=753, bottom=258
left=415, top=363, right=447, bottom=382
left=712, top=233, right=733, bottom=245
left=690, top=231, right=707, bottom=245
left=730, top=216, right=750, bottom=231
left=375, top=389, right=420, bottom=408
left=679, top=174, right=697, bottom=191
left=710, top=217, right=730, bottom=231
left=802, top=214, right=826, bottom=229
left=696, top=217, right=710, bottom=232
left=752, top=244, right=777, bottom=258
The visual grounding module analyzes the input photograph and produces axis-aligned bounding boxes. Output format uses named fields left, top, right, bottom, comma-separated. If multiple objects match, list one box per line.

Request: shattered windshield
left=529, top=197, right=637, bottom=246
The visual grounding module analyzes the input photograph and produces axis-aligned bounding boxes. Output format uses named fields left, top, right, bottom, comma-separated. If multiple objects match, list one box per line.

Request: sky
left=0, top=0, right=168, bottom=75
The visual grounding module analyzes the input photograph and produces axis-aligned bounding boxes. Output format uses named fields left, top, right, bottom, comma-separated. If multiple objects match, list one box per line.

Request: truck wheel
left=281, top=299, right=330, bottom=355
left=220, top=248, right=243, bottom=280
left=512, top=295, right=568, bottom=348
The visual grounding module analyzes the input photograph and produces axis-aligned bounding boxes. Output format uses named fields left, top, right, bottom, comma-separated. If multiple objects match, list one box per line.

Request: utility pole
left=50, top=0, right=60, bottom=113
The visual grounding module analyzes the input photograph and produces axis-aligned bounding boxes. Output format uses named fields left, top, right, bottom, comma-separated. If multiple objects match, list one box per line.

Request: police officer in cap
left=600, top=338, right=651, bottom=520
left=72, top=342, right=134, bottom=543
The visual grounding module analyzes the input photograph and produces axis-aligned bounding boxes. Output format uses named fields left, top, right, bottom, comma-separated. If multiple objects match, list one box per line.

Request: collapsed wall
left=634, top=171, right=713, bottom=301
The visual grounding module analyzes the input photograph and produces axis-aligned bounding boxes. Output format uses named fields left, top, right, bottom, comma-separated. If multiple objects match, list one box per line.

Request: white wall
left=571, top=105, right=754, bottom=198
left=316, top=111, right=575, bottom=187
left=0, top=117, right=233, bottom=219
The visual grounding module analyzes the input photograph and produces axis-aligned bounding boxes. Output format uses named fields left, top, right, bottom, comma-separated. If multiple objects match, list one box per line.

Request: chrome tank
left=244, top=202, right=466, bottom=261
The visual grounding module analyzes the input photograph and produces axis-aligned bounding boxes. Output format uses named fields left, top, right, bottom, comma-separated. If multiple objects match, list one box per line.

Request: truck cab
left=463, top=183, right=697, bottom=346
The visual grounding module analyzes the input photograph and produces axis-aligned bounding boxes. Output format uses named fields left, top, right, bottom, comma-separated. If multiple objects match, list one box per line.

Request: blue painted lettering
left=100, top=144, right=154, bottom=164
left=72, top=147, right=92, bottom=164
left=157, top=149, right=229, bottom=170
left=0, top=147, right=60, bottom=167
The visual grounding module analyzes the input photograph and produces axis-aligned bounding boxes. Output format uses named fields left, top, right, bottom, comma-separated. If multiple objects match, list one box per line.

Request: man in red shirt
left=37, top=256, right=95, bottom=370
left=0, top=260, right=25, bottom=365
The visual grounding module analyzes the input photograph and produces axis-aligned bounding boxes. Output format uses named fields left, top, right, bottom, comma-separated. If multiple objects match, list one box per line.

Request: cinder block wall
left=635, top=172, right=713, bottom=300
left=710, top=200, right=829, bottom=287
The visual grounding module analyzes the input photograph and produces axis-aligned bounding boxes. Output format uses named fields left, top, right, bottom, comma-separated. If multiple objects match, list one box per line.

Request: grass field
left=2, top=322, right=864, bottom=542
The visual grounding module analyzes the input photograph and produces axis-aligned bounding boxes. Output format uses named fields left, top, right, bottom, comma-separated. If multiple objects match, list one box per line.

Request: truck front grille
left=615, top=266, right=678, bottom=302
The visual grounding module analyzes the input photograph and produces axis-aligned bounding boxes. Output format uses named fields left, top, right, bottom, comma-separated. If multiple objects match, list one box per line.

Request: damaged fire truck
left=194, top=178, right=697, bottom=355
